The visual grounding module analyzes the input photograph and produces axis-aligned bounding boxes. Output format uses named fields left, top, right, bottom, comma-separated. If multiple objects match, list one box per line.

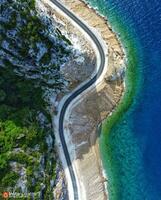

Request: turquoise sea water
left=85, top=0, right=161, bottom=199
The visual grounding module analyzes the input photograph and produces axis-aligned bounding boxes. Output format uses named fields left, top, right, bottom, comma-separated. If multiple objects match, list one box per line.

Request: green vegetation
left=1, top=171, right=19, bottom=187
left=0, top=0, right=72, bottom=198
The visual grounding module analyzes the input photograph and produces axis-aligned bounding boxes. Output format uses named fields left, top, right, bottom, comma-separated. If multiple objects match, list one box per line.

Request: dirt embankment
left=60, top=1, right=125, bottom=200
left=41, top=0, right=97, bottom=92
left=42, top=0, right=125, bottom=199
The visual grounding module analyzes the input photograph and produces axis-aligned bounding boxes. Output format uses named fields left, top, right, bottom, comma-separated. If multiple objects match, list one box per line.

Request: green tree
left=1, top=171, right=19, bottom=187
left=0, top=90, right=6, bottom=102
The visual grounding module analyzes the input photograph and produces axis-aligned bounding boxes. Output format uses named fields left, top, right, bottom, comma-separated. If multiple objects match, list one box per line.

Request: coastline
left=59, top=0, right=126, bottom=199
left=83, top=1, right=142, bottom=199
left=85, top=1, right=161, bottom=200
left=41, top=0, right=126, bottom=199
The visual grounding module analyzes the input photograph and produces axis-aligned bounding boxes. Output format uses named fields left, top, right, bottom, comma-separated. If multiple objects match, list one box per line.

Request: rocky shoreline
left=41, top=0, right=125, bottom=199
left=59, top=1, right=125, bottom=199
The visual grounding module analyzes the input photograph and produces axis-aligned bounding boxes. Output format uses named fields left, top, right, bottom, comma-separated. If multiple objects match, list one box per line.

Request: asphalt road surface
left=52, top=0, right=106, bottom=199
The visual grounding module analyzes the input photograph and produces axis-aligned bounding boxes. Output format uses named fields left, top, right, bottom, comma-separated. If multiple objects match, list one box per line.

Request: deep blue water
left=86, top=0, right=161, bottom=199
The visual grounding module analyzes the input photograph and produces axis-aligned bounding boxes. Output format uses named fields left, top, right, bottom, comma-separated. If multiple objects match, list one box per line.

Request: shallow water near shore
left=85, top=0, right=161, bottom=199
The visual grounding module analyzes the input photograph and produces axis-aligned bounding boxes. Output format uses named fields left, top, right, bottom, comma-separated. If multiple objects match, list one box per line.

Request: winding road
left=52, top=0, right=106, bottom=199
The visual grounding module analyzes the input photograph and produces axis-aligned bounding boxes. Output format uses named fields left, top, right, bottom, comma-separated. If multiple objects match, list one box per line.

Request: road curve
left=52, top=0, right=106, bottom=199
